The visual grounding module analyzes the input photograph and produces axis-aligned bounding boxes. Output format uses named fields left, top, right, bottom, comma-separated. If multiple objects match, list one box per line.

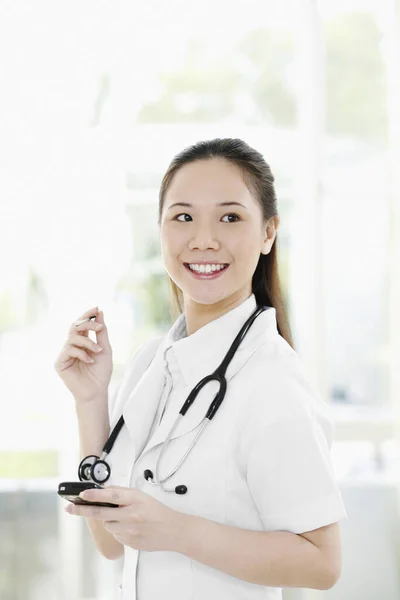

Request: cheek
left=229, top=235, right=253, bottom=257
left=160, top=229, right=179, bottom=257
left=160, top=234, right=184, bottom=280
left=229, top=236, right=263, bottom=273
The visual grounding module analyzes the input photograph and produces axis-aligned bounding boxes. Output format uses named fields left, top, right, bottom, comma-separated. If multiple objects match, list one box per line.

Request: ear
left=261, top=216, right=279, bottom=255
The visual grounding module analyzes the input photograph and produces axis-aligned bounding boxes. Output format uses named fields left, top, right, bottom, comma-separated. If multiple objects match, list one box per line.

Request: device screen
left=62, top=495, right=119, bottom=508
left=58, top=481, right=119, bottom=507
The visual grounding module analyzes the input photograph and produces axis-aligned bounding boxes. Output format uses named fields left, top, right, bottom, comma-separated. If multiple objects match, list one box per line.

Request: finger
left=80, top=306, right=99, bottom=319
left=79, top=486, right=140, bottom=507
left=102, top=521, right=130, bottom=538
left=68, top=307, right=99, bottom=334
left=67, top=333, right=104, bottom=355
left=91, top=310, right=111, bottom=350
left=65, top=503, right=124, bottom=521
left=57, top=345, right=95, bottom=366
left=75, top=320, right=104, bottom=334
left=102, top=520, right=120, bottom=532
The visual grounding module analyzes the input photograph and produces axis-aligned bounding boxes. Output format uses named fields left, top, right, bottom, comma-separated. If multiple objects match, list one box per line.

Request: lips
left=184, top=263, right=229, bottom=271
left=183, top=263, right=230, bottom=279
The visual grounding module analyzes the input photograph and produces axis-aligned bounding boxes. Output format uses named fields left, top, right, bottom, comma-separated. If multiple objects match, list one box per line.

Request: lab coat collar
left=163, top=293, right=275, bottom=389
left=122, top=294, right=278, bottom=461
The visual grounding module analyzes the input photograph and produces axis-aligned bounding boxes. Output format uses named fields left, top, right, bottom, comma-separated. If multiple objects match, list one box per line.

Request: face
left=159, top=157, right=278, bottom=308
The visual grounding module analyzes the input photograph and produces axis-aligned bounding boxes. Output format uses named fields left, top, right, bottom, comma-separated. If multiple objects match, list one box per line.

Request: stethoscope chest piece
left=91, top=460, right=111, bottom=483
left=78, top=455, right=98, bottom=481
left=78, top=455, right=111, bottom=484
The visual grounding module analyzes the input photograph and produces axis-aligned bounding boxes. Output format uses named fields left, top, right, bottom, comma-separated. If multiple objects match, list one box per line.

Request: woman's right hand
left=54, top=307, right=113, bottom=403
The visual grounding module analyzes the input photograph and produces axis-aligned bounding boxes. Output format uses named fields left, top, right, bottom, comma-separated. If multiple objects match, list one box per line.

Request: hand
left=54, top=307, right=113, bottom=403
left=64, top=486, right=185, bottom=553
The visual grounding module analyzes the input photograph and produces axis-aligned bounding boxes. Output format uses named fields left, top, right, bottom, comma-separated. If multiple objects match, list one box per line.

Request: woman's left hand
left=65, top=486, right=185, bottom=552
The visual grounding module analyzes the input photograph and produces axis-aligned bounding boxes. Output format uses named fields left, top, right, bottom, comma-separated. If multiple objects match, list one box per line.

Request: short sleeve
left=246, top=394, right=347, bottom=534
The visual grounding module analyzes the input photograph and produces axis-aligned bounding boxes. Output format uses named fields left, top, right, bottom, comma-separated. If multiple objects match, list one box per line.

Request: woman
left=54, top=138, right=347, bottom=600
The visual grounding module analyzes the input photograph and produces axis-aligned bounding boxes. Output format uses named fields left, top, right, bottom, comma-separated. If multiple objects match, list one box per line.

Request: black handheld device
left=58, top=481, right=120, bottom=507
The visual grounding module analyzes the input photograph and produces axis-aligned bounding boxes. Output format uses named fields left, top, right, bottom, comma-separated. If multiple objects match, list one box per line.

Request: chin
left=183, top=288, right=234, bottom=307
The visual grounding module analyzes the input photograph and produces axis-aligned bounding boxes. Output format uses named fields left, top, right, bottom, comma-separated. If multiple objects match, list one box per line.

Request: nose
left=188, top=225, right=220, bottom=251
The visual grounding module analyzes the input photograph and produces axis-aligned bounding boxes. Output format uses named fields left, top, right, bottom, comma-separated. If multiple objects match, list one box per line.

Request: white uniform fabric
left=107, top=293, right=348, bottom=600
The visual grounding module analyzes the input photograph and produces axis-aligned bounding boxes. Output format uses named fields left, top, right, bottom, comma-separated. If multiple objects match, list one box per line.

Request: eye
left=174, top=213, right=241, bottom=223
left=221, top=213, right=241, bottom=223
left=175, top=213, right=192, bottom=222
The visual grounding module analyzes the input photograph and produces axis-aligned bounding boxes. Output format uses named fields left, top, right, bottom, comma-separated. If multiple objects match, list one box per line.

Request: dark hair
left=157, top=137, right=294, bottom=350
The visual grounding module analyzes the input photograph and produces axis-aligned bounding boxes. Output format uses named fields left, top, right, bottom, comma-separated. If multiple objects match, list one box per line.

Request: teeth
left=188, top=263, right=227, bottom=273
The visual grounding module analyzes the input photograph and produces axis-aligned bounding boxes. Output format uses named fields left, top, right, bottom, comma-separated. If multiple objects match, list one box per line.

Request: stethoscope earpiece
left=143, top=469, right=153, bottom=481
left=143, top=469, right=188, bottom=495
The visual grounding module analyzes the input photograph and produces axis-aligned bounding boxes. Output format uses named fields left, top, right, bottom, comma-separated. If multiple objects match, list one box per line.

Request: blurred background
left=0, top=0, right=400, bottom=598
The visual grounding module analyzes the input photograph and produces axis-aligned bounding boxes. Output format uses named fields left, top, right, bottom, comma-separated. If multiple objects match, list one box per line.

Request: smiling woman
left=56, top=138, right=347, bottom=600
left=104, top=137, right=345, bottom=598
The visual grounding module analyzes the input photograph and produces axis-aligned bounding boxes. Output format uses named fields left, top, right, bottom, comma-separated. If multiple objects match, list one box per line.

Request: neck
left=183, top=290, right=252, bottom=336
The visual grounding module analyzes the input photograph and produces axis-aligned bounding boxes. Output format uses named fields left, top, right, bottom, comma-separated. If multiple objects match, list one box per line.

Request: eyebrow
left=167, top=202, right=248, bottom=211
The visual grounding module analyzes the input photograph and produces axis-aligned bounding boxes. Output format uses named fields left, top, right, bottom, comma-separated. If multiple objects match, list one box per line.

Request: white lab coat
left=106, top=294, right=347, bottom=600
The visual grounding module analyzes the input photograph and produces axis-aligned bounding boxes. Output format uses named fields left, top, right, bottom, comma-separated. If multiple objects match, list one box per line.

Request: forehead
left=165, top=158, right=254, bottom=205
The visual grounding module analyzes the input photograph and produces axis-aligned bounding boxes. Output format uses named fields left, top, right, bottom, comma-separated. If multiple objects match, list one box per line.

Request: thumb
left=95, top=310, right=111, bottom=349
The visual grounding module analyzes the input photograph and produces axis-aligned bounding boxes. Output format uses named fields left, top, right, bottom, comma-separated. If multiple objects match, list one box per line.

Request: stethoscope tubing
left=154, top=416, right=209, bottom=489
left=149, top=303, right=266, bottom=493
left=81, top=304, right=268, bottom=492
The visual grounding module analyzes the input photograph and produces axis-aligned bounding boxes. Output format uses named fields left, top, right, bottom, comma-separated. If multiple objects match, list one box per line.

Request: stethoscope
left=78, top=303, right=268, bottom=495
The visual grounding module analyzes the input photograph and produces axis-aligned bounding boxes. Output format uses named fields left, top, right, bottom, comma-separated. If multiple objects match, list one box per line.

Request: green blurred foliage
left=324, top=12, right=387, bottom=141
left=0, top=265, right=48, bottom=332
left=0, top=289, right=19, bottom=331
left=237, top=27, right=295, bottom=126
left=137, top=12, right=386, bottom=141
left=138, top=39, right=238, bottom=123
left=0, top=451, right=58, bottom=478
left=140, top=273, right=171, bottom=328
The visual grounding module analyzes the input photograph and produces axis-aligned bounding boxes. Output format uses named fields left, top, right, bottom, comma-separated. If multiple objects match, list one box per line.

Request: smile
left=184, top=263, right=230, bottom=280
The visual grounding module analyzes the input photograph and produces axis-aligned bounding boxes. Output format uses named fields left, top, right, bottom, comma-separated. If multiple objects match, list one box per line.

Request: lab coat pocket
left=138, top=426, right=228, bottom=522
left=171, top=436, right=228, bottom=523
